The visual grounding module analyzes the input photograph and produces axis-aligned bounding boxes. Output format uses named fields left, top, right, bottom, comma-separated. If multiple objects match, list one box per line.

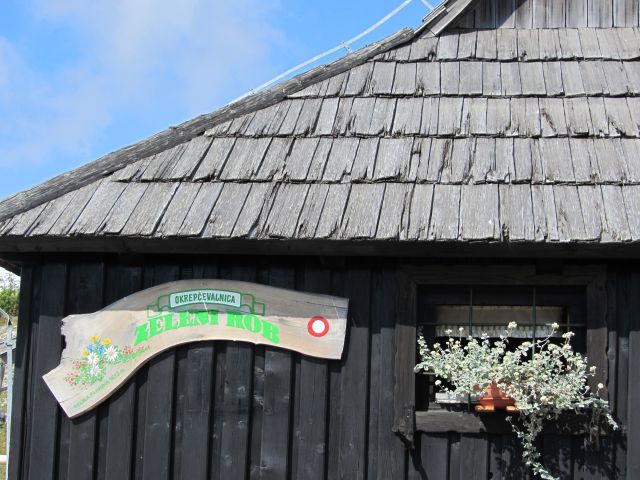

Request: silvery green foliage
left=415, top=323, right=618, bottom=480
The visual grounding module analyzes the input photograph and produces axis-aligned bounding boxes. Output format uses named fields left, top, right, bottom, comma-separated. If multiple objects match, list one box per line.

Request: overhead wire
left=230, top=0, right=434, bottom=103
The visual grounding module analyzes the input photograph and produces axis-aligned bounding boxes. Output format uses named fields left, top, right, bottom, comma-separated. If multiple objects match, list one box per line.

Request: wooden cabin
left=1, top=0, right=640, bottom=477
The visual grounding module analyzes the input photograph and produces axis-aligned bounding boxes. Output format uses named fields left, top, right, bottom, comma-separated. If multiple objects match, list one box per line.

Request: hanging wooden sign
left=44, top=279, right=348, bottom=418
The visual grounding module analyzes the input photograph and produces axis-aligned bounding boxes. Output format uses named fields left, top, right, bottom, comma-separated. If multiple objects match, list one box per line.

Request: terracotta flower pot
left=475, top=381, right=518, bottom=412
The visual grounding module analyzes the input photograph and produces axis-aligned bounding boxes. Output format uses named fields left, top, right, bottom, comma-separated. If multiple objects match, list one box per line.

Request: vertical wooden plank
left=257, top=266, right=294, bottom=479
left=337, top=267, right=371, bottom=480
left=412, top=434, right=448, bottom=479
left=291, top=266, right=330, bottom=480
left=25, top=264, right=67, bottom=480
left=172, top=264, right=216, bottom=480
left=459, top=435, right=489, bottom=479
left=543, top=435, right=572, bottom=478
left=368, top=269, right=405, bottom=479
left=96, top=265, right=143, bottom=480
left=532, top=0, right=548, bottom=27
left=64, top=262, right=105, bottom=480
left=216, top=262, right=256, bottom=479
left=589, top=0, right=614, bottom=27
left=139, top=265, right=179, bottom=480
left=614, top=271, right=629, bottom=479
left=627, top=271, right=640, bottom=477
left=567, top=0, right=589, bottom=27
left=8, top=266, right=37, bottom=480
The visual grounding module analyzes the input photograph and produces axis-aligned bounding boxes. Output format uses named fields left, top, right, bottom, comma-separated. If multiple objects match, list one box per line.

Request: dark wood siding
left=7, top=256, right=637, bottom=479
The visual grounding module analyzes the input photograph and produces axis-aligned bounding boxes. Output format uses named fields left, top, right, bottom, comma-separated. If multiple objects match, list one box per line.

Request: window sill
left=415, top=409, right=606, bottom=436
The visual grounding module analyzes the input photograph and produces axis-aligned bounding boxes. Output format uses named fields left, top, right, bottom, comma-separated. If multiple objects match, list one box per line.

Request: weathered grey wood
left=577, top=185, right=606, bottom=240
left=175, top=183, right=222, bottom=236
left=231, top=183, right=272, bottom=238
left=457, top=31, right=477, bottom=59
left=374, top=138, right=413, bottom=181
left=486, top=99, right=511, bottom=135
left=100, top=183, right=148, bottom=235
left=262, top=183, right=310, bottom=238
left=369, top=62, right=396, bottom=95
left=513, top=138, right=533, bottom=182
left=566, top=0, right=588, bottom=27
left=539, top=98, right=567, bottom=137
left=392, top=62, right=417, bottom=95
left=482, top=61, right=502, bottom=96
left=554, top=185, right=587, bottom=241
left=322, top=138, right=360, bottom=182
left=605, top=97, right=638, bottom=137
left=292, top=98, right=322, bottom=135
left=476, top=0, right=497, bottom=27
left=437, top=32, right=459, bottom=59
left=460, top=184, right=500, bottom=240
left=203, top=183, right=252, bottom=238
left=540, top=138, right=574, bottom=182
left=332, top=98, right=354, bottom=135
left=569, top=138, right=598, bottom=183
left=588, top=97, right=611, bottom=136
left=47, top=181, right=104, bottom=236
left=515, top=0, right=533, bottom=28
left=437, top=98, right=463, bottom=135
left=410, top=137, right=432, bottom=181
left=476, top=30, right=497, bottom=59
left=348, top=98, right=376, bottom=135
left=340, top=184, right=385, bottom=239
left=594, top=138, right=628, bottom=182
left=415, top=62, right=441, bottom=95
left=315, top=184, right=350, bottom=238
left=625, top=62, right=640, bottom=93
left=622, top=186, right=640, bottom=239
left=140, top=144, right=186, bottom=181
left=409, top=36, right=438, bottom=61
left=517, top=29, right=539, bottom=60
left=295, top=184, right=330, bottom=239
left=558, top=29, right=584, bottom=59
left=376, top=183, right=412, bottom=240
left=500, top=62, right=522, bottom=96
left=193, top=138, right=236, bottom=181
left=532, top=184, right=559, bottom=241
left=542, top=62, right=564, bottom=95
left=163, top=136, right=212, bottom=180
left=28, top=190, right=80, bottom=236
left=467, top=98, right=488, bottom=135
left=564, top=97, right=593, bottom=136
left=314, top=98, right=340, bottom=135
left=68, top=182, right=126, bottom=235
left=539, top=29, right=561, bottom=59
left=222, top=138, right=273, bottom=180
left=589, top=0, right=613, bottom=27
left=500, top=184, right=535, bottom=241
left=458, top=62, right=483, bottom=96
left=602, top=61, right=631, bottom=96
left=580, top=61, right=608, bottom=95
left=407, top=184, right=434, bottom=240
left=601, top=184, right=632, bottom=241
left=254, top=138, right=293, bottom=181
left=350, top=138, right=379, bottom=181
left=121, top=183, right=178, bottom=236
left=276, top=100, right=305, bottom=135
left=497, top=29, right=518, bottom=60
left=616, top=28, right=640, bottom=58
left=424, top=138, right=452, bottom=182
left=392, top=98, right=423, bottom=135
left=440, top=62, right=460, bottom=95
left=620, top=137, right=640, bottom=181
left=283, top=138, right=321, bottom=182
left=560, top=61, right=585, bottom=96
left=443, top=138, right=473, bottom=183
left=368, top=98, right=397, bottom=136
left=520, top=62, right=546, bottom=95
left=428, top=184, right=461, bottom=240
left=470, top=138, right=496, bottom=183
left=6, top=204, right=47, bottom=237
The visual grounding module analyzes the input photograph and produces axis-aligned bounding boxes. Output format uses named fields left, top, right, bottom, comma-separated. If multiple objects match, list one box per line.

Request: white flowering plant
left=415, top=322, right=618, bottom=480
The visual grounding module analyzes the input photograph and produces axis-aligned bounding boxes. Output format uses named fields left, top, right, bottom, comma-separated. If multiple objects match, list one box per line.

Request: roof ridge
left=0, top=27, right=415, bottom=223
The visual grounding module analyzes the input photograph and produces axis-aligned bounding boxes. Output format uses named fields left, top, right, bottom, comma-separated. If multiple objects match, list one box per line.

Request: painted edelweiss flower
left=90, top=364, right=102, bottom=377
left=87, top=352, right=100, bottom=365
left=104, top=345, right=118, bottom=362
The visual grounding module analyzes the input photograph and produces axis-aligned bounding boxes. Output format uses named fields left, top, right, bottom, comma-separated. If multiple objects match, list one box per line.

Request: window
left=392, top=265, right=607, bottom=444
left=415, top=285, right=586, bottom=410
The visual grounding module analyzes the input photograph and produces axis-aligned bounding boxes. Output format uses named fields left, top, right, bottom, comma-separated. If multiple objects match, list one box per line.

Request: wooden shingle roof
left=2, top=0, right=640, bottom=252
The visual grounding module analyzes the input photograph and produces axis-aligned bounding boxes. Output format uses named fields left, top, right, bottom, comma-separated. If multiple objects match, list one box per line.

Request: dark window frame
left=392, top=264, right=608, bottom=446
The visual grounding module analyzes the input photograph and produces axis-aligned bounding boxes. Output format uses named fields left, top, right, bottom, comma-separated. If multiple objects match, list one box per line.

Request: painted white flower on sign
left=90, top=364, right=102, bottom=377
left=104, top=345, right=119, bottom=362
left=87, top=352, right=100, bottom=365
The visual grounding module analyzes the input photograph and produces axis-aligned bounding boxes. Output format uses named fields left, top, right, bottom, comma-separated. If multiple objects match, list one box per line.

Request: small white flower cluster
left=415, top=322, right=617, bottom=480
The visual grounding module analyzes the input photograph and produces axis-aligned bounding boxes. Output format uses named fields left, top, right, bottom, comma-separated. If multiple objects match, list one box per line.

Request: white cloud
left=0, top=0, right=283, bottom=170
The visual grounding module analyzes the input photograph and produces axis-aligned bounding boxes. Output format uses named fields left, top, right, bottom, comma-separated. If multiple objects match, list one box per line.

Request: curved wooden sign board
left=44, top=279, right=348, bottom=418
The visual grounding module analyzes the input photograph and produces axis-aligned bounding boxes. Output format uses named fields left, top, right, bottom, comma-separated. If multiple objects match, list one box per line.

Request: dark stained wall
left=7, top=256, right=637, bottom=479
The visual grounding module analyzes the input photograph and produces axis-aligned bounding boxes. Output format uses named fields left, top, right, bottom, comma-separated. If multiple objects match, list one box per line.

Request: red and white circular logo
left=307, top=316, right=330, bottom=337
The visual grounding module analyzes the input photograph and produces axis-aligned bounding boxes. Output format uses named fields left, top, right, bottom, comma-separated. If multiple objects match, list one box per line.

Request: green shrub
left=0, top=273, right=19, bottom=318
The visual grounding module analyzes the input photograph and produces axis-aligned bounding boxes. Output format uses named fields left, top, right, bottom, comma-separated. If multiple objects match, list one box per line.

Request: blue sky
left=0, top=0, right=437, bottom=199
